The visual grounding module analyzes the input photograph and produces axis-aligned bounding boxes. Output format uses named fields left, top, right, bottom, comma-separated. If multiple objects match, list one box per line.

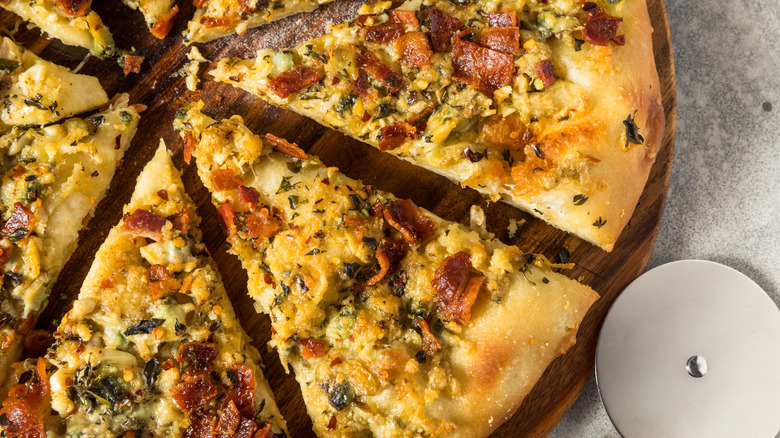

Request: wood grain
left=2, top=0, right=675, bottom=435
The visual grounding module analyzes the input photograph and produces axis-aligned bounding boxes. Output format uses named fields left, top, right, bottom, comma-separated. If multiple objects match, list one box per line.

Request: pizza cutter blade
left=595, top=260, right=780, bottom=437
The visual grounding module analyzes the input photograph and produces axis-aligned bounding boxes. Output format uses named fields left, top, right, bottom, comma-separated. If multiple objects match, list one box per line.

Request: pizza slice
left=0, top=0, right=115, bottom=57
left=0, top=37, right=109, bottom=131
left=184, top=0, right=334, bottom=43
left=211, top=0, right=664, bottom=251
left=177, top=103, right=599, bottom=437
left=122, top=0, right=179, bottom=39
left=0, top=95, right=141, bottom=391
left=2, top=144, right=289, bottom=437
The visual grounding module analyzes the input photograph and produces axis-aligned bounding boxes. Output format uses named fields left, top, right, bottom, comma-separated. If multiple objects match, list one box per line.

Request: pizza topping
left=300, top=338, right=328, bottom=359
left=122, top=209, right=167, bottom=241
left=432, top=251, right=485, bottom=325
left=238, top=186, right=261, bottom=211
left=367, top=238, right=407, bottom=285
left=393, top=31, right=433, bottom=68
left=265, top=133, right=307, bottom=159
left=350, top=73, right=378, bottom=100
left=390, top=10, right=419, bottom=26
left=383, top=199, right=437, bottom=245
left=211, top=168, right=244, bottom=191
left=54, top=0, right=91, bottom=16
left=478, top=27, right=521, bottom=55
left=218, top=202, right=238, bottom=238
left=169, top=206, right=193, bottom=235
left=428, top=8, right=462, bottom=52
left=417, top=319, right=440, bottom=356
left=220, top=364, right=256, bottom=417
left=123, top=54, right=144, bottom=75
left=184, top=410, right=215, bottom=438
left=267, top=66, right=323, bottom=99
left=202, top=16, right=238, bottom=29
left=216, top=400, right=241, bottom=434
left=171, top=374, right=218, bottom=414
left=243, top=208, right=280, bottom=243
left=178, top=342, right=218, bottom=376
left=23, top=330, right=54, bottom=357
left=2, top=202, right=34, bottom=241
left=356, top=52, right=405, bottom=94
left=0, top=358, right=49, bottom=437
left=183, top=131, right=197, bottom=164
left=488, top=10, right=517, bottom=27
left=365, top=23, right=405, bottom=43
left=582, top=3, right=626, bottom=46
left=235, top=418, right=263, bottom=438
left=151, top=6, right=179, bottom=39
left=535, top=59, right=556, bottom=88
left=379, top=120, right=417, bottom=151
left=623, top=110, right=645, bottom=149
left=148, top=264, right=181, bottom=300
left=452, top=30, right=515, bottom=94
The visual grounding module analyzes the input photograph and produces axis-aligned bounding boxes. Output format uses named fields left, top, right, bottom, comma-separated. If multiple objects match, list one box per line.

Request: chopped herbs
left=343, top=262, right=361, bottom=279
left=463, top=148, right=486, bottom=163
left=288, top=195, right=299, bottom=209
left=124, top=318, right=164, bottom=336
left=174, top=320, right=186, bottom=335
left=8, top=228, right=28, bottom=243
left=143, top=358, right=161, bottom=389
left=593, top=217, right=607, bottom=228
left=573, top=194, right=589, bottom=205
left=277, top=176, right=295, bottom=193
left=623, top=110, right=644, bottom=148
left=22, top=94, right=46, bottom=110
left=414, top=351, right=426, bottom=363
left=362, top=237, right=377, bottom=250
left=286, top=161, right=302, bottom=173
left=542, top=277, right=550, bottom=284
left=306, top=248, right=323, bottom=255
left=119, top=111, right=134, bottom=124
left=327, top=382, right=354, bottom=410
left=574, top=37, right=585, bottom=51
left=0, top=59, right=19, bottom=72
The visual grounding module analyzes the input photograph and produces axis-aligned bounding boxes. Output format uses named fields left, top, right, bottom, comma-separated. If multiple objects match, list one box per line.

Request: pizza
left=0, top=144, right=289, bottom=437
left=184, top=0, right=334, bottom=43
left=0, top=0, right=115, bottom=57
left=121, top=0, right=179, bottom=39
left=0, top=94, right=141, bottom=393
left=176, top=102, right=599, bottom=437
left=0, top=37, right=109, bottom=131
left=211, top=0, right=664, bottom=251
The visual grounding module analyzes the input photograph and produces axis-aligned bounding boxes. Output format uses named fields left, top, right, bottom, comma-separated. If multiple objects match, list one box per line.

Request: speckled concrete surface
left=550, top=0, right=780, bottom=436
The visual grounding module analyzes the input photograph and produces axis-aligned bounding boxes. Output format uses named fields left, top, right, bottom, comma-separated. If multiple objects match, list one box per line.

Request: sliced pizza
left=5, top=144, right=288, bottom=437
left=0, top=95, right=140, bottom=391
left=177, top=103, right=599, bottom=437
left=0, top=0, right=115, bottom=57
left=184, top=0, right=334, bottom=44
left=0, top=37, right=109, bottom=131
left=122, top=0, right=179, bottom=39
left=211, top=0, right=665, bottom=251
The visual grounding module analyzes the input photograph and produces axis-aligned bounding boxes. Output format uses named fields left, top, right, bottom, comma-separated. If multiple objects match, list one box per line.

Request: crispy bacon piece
left=151, top=5, right=179, bottom=39
left=216, top=400, right=241, bottom=434
left=408, top=106, right=434, bottom=132
left=54, top=0, right=91, bottom=16
left=253, top=422, right=273, bottom=438
left=183, top=131, right=196, bottom=164
left=535, top=59, right=556, bottom=88
left=379, top=121, right=417, bottom=151
left=390, top=9, right=419, bottom=26
left=0, top=245, right=12, bottom=264
left=184, top=410, right=215, bottom=438
left=202, top=15, right=237, bottom=28
left=122, top=209, right=167, bottom=241
left=221, top=364, right=256, bottom=417
left=123, top=54, right=144, bottom=75
left=16, top=315, right=35, bottom=336
left=148, top=264, right=171, bottom=281
left=237, top=186, right=261, bottom=211
left=0, top=358, right=50, bottom=438
left=267, top=66, right=322, bottom=99
left=235, top=418, right=263, bottom=438
left=300, top=338, right=328, bottom=360
left=365, top=23, right=405, bottom=43
left=582, top=3, right=625, bottom=46
left=488, top=10, right=517, bottom=27
left=393, top=31, right=432, bottom=68
left=2, top=202, right=34, bottom=239
left=265, top=133, right=307, bottom=159
left=169, top=206, right=193, bottom=235
left=367, top=238, right=407, bottom=285
left=217, top=202, right=237, bottom=239
left=478, top=27, right=521, bottom=55
left=429, top=7, right=462, bottom=52
left=177, top=342, right=218, bottom=376
left=192, top=0, right=207, bottom=8
left=383, top=199, right=437, bottom=245
left=350, top=73, right=378, bottom=100
left=417, top=319, right=440, bottom=356
left=211, top=168, right=243, bottom=191
left=23, top=330, right=54, bottom=359
left=432, top=251, right=485, bottom=325
left=171, top=375, right=217, bottom=414
left=149, top=265, right=180, bottom=299
left=238, top=0, right=258, bottom=13
left=244, top=208, right=280, bottom=243
left=452, top=30, right=515, bottom=94
left=356, top=52, right=405, bottom=94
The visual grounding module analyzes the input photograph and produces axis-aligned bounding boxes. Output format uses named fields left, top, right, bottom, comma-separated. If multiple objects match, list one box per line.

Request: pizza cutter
left=595, top=260, right=780, bottom=437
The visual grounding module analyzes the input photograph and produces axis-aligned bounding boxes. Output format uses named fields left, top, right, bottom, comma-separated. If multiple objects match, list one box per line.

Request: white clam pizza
left=176, top=103, right=599, bottom=437
left=0, top=37, right=109, bottom=131
left=0, top=144, right=288, bottom=437
left=0, top=94, right=141, bottom=393
left=211, top=0, right=664, bottom=251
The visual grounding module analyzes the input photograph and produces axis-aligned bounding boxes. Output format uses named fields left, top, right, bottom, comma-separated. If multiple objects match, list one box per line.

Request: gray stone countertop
left=550, top=0, right=780, bottom=436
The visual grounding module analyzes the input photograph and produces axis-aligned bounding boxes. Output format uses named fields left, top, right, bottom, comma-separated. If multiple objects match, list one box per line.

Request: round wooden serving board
left=3, top=0, right=676, bottom=435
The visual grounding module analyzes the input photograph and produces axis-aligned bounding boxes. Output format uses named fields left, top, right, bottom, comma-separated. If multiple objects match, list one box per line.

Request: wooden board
left=3, top=0, right=676, bottom=435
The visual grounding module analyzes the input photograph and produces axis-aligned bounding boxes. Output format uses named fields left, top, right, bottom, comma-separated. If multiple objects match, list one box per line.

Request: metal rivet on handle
left=686, top=355, right=708, bottom=378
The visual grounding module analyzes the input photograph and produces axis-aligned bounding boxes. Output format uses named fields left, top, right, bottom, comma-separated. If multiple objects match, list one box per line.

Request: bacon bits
left=265, top=133, right=307, bottom=160
left=177, top=342, right=218, bottom=376
left=221, top=364, right=257, bottom=417
left=488, top=10, right=517, bottom=27
left=350, top=73, right=378, bottom=100
left=367, top=238, right=407, bottom=285
left=211, top=168, right=243, bottom=191
left=2, top=202, right=34, bottom=240
left=237, top=186, right=261, bottom=211
left=393, top=31, right=433, bottom=68
left=417, top=319, right=441, bottom=356
left=183, top=131, right=196, bottom=164
left=432, top=251, right=486, bottom=325
left=452, top=30, right=516, bottom=95
left=184, top=411, right=216, bottom=438
left=356, top=52, right=405, bottom=94
left=169, top=206, right=193, bottom=235
left=217, top=202, right=237, bottom=238
left=121, top=209, right=167, bottom=241
left=216, top=400, right=241, bottom=434
left=365, top=23, right=405, bottom=43
left=23, top=330, right=54, bottom=357
left=148, top=265, right=180, bottom=300
left=300, top=338, right=328, bottom=360
left=172, top=375, right=218, bottom=414
left=390, top=10, right=419, bottom=26
left=535, top=59, right=556, bottom=88
left=123, top=54, right=145, bottom=75
left=582, top=3, right=625, bottom=46
left=478, top=27, right=521, bottom=55
left=379, top=121, right=417, bottom=151
left=428, top=8, right=462, bottom=53
left=151, top=6, right=179, bottom=39
left=383, top=199, right=437, bottom=245
left=244, top=208, right=280, bottom=243
left=54, top=0, right=91, bottom=16
left=0, top=358, right=50, bottom=437
left=267, top=66, right=323, bottom=99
